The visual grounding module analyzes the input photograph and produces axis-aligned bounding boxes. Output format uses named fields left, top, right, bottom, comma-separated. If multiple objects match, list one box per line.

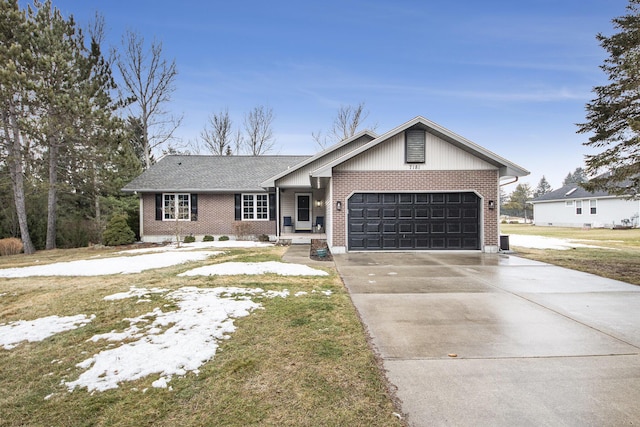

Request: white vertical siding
left=335, top=132, right=497, bottom=171
left=276, top=135, right=373, bottom=187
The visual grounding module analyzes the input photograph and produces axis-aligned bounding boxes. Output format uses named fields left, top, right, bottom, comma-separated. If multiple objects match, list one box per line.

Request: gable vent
left=405, top=129, right=426, bottom=163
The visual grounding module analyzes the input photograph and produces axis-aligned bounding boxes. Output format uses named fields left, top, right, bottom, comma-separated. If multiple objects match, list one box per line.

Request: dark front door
left=348, top=192, right=480, bottom=250
left=295, top=193, right=312, bottom=231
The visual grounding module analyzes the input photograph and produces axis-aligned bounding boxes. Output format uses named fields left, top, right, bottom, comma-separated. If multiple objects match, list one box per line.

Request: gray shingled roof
left=530, top=184, right=613, bottom=203
left=122, top=155, right=311, bottom=193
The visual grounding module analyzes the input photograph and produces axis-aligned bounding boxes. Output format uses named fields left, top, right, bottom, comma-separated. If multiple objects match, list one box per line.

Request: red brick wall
left=331, top=170, right=499, bottom=248
left=141, top=193, right=276, bottom=240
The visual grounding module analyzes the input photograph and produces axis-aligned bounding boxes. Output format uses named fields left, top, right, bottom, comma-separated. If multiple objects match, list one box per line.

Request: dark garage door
left=348, top=192, right=480, bottom=250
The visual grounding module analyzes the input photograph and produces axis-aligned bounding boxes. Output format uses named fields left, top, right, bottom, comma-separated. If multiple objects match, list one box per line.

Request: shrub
left=102, top=215, right=136, bottom=246
left=233, top=221, right=251, bottom=240
left=203, top=235, right=214, bottom=242
left=258, top=234, right=270, bottom=242
left=218, top=235, right=229, bottom=241
left=184, top=235, right=196, bottom=243
left=0, top=238, right=23, bottom=256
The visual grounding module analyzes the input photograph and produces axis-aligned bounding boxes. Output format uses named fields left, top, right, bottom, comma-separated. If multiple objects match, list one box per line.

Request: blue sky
left=45, top=0, right=628, bottom=190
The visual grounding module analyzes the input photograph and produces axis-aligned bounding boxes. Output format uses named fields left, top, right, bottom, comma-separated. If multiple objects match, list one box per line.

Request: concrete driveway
left=333, top=252, right=640, bottom=426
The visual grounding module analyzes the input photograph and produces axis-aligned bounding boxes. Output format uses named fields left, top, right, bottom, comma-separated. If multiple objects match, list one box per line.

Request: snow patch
left=508, top=234, right=607, bottom=250
left=179, top=261, right=328, bottom=277
left=0, top=314, right=94, bottom=350
left=0, top=251, right=220, bottom=277
left=64, top=287, right=265, bottom=392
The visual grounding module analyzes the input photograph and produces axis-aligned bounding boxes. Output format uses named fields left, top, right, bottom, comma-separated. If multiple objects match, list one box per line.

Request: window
left=163, top=193, right=190, bottom=220
left=575, top=200, right=582, bottom=215
left=405, top=129, right=426, bottom=163
left=565, top=201, right=574, bottom=207
left=590, top=199, right=597, bottom=215
left=243, top=194, right=269, bottom=220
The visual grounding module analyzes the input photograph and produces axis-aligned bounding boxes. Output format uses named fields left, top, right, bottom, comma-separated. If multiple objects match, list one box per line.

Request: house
left=123, top=116, right=529, bottom=253
left=530, top=184, right=640, bottom=228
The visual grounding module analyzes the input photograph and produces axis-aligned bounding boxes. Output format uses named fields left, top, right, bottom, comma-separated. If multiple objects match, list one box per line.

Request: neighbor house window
left=163, top=193, right=190, bottom=220
left=575, top=200, right=582, bottom=215
left=243, top=194, right=269, bottom=220
left=590, top=199, right=597, bottom=214
left=405, top=129, right=426, bottom=163
left=565, top=201, right=574, bottom=207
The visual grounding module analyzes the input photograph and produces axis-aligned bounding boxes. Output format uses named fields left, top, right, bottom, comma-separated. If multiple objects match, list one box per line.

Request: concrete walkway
left=333, top=251, right=640, bottom=426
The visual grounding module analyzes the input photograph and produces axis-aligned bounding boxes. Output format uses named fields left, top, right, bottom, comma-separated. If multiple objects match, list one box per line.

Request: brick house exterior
left=123, top=116, right=528, bottom=251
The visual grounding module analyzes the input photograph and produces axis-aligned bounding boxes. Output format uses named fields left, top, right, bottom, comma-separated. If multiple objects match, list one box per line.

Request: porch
left=277, top=232, right=327, bottom=244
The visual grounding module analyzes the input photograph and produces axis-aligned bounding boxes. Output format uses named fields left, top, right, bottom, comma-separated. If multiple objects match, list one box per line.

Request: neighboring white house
left=530, top=184, right=640, bottom=228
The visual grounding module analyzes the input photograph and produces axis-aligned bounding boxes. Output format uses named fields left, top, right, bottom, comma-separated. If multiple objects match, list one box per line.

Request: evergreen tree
left=533, top=176, right=552, bottom=198
left=562, top=167, right=587, bottom=186
left=504, top=183, right=533, bottom=221
left=578, top=0, right=640, bottom=197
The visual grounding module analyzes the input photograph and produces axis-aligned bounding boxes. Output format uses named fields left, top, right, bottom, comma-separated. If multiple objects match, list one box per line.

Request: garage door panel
left=383, top=208, right=397, bottom=219
left=348, top=192, right=480, bottom=251
left=399, top=208, right=413, bottom=219
left=366, top=208, right=381, bottom=219
left=464, top=208, right=478, bottom=218
left=399, top=223, right=413, bottom=233
left=415, top=223, right=429, bottom=233
left=382, top=223, right=397, bottom=234
left=415, top=208, right=429, bottom=218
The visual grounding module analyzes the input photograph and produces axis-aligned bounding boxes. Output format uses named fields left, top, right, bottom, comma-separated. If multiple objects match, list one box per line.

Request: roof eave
left=311, top=116, right=529, bottom=177
left=260, top=130, right=378, bottom=187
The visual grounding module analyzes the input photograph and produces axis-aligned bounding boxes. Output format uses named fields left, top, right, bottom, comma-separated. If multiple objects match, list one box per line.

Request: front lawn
left=0, top=244, right=403, bottom=426
left=501, top=224, right=640, bottom=285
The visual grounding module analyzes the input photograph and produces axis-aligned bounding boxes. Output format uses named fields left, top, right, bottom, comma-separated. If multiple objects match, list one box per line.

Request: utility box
left=500, top=235, right=510, bottom=251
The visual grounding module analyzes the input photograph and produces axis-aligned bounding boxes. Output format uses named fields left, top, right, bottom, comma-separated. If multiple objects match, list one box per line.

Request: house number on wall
left=408, top=164, right=421, bottom=170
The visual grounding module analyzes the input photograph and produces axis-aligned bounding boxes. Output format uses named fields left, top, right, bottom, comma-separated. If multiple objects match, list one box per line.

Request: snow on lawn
left=0, top=315, right=94, bottom=350
left=0, top=251, right=221, bottom=278
left=118, top=240, right=272, bottom=254
left=65, top=286, right=291, bottom=392
left=509, top=234, right=607, bottom=250
left=179, top=261, right=329, bottom=277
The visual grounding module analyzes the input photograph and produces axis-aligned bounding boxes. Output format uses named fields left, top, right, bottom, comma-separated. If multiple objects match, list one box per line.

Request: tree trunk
left=45, top=139, right=58, bottom=250
left=93, top=164, right=101, bottom=243
left=4, top=104, right=36, bottom=254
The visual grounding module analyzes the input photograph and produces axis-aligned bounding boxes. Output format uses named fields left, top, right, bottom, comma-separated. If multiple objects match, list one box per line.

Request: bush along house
left=122, top=116, right=529, bottom=253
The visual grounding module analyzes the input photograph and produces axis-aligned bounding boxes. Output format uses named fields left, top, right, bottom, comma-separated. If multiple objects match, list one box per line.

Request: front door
left=295, top=193, right=312, bottom=231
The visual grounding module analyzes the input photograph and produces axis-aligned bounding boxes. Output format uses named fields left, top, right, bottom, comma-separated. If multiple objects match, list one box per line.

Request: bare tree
left=232, top=128, right=244, bottom=155
left=200, top=108, right=233, bottom=155
left=116, top=30, right=181, bottom=169
left=312, top=102, right=374, bottom=149
left=243, top=105, right=275, bottom=155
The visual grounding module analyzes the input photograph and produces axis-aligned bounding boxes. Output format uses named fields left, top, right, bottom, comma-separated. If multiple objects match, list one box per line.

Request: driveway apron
left=333, top=252, right=640, bottom=426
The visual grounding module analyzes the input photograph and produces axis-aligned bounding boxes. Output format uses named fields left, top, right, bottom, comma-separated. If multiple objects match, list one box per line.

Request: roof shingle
left=122, top=155, right=310, bottom=193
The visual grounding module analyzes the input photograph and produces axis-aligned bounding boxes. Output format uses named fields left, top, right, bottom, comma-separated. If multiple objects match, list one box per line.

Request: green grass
left=501, top=224, right=640, bottom=285
left=0, top=246, right=403, bottom=427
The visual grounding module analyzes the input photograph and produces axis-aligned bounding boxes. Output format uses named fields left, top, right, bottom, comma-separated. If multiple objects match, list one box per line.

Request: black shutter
left=234, top=194, right=242, bottom=220
left=190, top=194, right=198, bottom=221
left=269, top=193, right=276, bottom=220
left=155, top=194, right=162, bottom=220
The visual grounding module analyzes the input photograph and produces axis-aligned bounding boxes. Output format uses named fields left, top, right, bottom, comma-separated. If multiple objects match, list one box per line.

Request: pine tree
left=533, top=176, right=552, bottom=198
left=578, top=0, right=640, bottom=197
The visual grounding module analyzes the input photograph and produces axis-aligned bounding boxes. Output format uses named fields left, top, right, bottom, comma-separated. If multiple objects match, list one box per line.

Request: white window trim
left=589, top=199, right=597, bottom=215
left=565, top=200, right=574, bottom=207
left=163, top=193, right=191, bottom=221
left=242, top=193, right=269, bottom=221
left=575, top=200, right=582, bottom=215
